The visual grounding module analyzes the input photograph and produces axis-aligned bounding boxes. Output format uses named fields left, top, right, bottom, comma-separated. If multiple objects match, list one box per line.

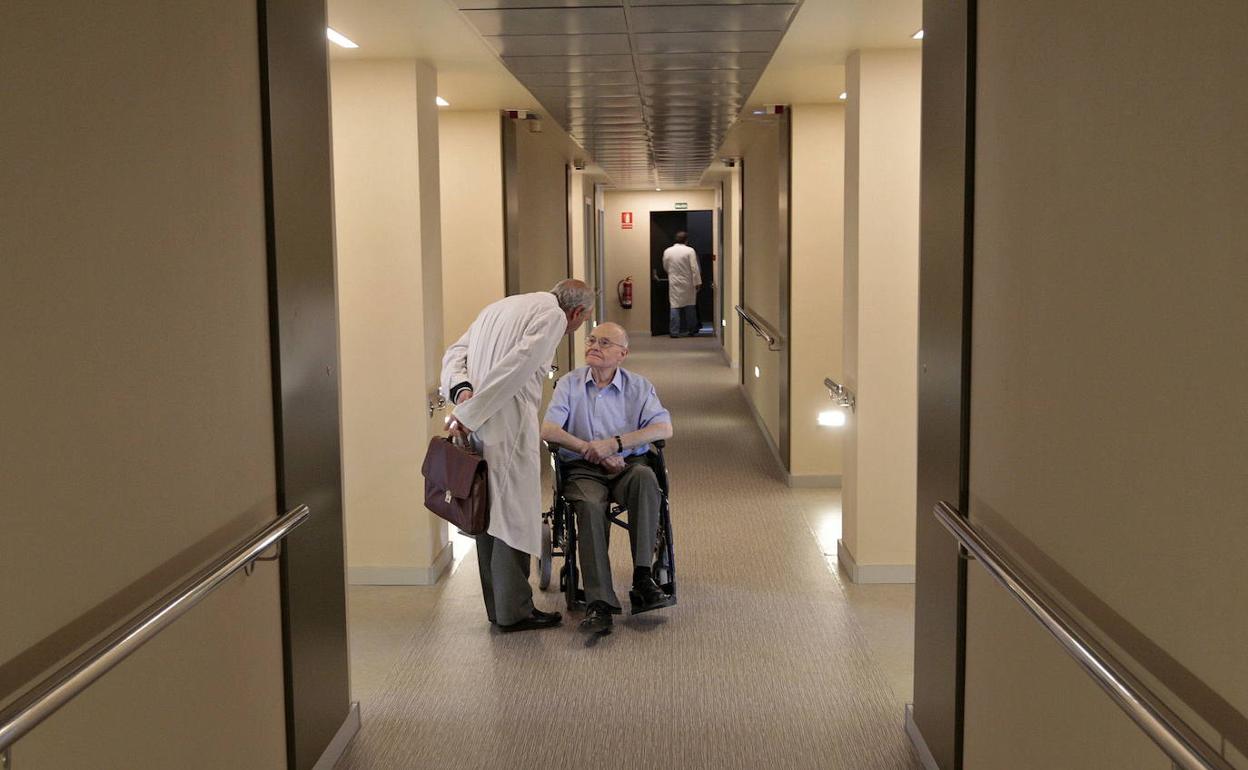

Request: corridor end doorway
left=649, top=209, right=714, bottom=337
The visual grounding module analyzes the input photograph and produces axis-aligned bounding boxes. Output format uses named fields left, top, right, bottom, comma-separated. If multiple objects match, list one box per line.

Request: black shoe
left=499, top=609, right=563, bottom=633
left=579, top=601, right=615, bottom=634
left=629, top=577, right=676, bottom=615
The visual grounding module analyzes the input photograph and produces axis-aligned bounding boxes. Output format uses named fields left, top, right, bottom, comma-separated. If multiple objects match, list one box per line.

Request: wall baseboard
left=837, top=539, right=915, bottom=584
left=787, top=473, right=842, bottom=489
left=312, top=701, right=361, bottom=770
left=737, top=383, right=787, bottom=478
left=348, top=542, right=453, bottom=586
left=904, top=703, right=941, bottom=770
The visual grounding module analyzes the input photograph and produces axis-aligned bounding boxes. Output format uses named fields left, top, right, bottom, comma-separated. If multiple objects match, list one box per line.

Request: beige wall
left=511, top=122, right=575, bottom=383
left=0, top=2, right=286, bottom=765
left=789, top=104, right=846, bottom=481
left=567, top=170, right=610, bottom=367
left=602, top=188, right=718, bottom=334
left=514, top=124, right=570, bottom=297
left=725, top=167, right=743, bottom=371
left=840, top=49, right=921, bottom=579
left=440, top=111, right=505, bottom=348
left=738, top=121, right=784, bottom=451
left=332, top=59, right=449, bottom=585
left=964, top=1, right=1248, bottom=766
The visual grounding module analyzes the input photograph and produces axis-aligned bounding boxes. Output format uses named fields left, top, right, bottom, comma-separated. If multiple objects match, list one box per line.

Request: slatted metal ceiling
left=454, top=0, right=800, bottom=188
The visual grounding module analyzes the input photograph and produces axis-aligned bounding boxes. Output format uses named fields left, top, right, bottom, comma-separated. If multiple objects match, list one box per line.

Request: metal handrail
left=734, top=305, right=783, bottom=351
left=0, top=505, right=311, bottom=753
left=933, top=501, right=1233, bottom=770
left=824, top=378, right=856, bottom=411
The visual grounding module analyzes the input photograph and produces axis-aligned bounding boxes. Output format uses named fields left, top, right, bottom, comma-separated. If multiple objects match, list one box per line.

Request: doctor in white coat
left=661, top=231, right=701, bottom=337
left=441, top=279, right=593, bottom=632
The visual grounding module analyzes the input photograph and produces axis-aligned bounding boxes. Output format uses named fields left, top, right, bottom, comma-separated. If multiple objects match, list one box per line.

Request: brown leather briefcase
left=421, top=436, right=490, bottom=535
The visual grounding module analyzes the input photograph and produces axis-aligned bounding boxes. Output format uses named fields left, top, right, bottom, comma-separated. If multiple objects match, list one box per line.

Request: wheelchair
left=537, top=440, right=677, bottom=612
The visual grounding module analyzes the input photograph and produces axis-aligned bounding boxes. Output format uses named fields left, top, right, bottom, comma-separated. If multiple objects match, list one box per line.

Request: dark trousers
left=474, top=533, right=534, bottom=626
left=562, top=457, right=660, bottom=609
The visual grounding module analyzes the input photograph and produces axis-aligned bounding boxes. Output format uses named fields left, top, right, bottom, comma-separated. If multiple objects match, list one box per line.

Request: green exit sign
left=674, top=202, right=688, bottom=210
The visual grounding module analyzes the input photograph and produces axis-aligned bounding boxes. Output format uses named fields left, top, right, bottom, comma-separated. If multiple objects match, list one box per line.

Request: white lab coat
left=662, top=243, right=701, bottom=308
left=440, top=292, right=567, bottom=556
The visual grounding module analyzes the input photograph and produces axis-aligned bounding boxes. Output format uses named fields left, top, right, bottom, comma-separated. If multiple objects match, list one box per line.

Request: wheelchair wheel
left=538, top=520, right=553, bottom=590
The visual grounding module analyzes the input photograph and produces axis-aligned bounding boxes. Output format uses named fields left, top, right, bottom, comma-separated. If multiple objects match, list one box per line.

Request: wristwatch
left=614, top=435, right=624, bottom=453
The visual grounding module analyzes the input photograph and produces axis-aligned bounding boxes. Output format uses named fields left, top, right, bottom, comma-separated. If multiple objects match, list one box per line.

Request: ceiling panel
left=627, top=4, right=796, bottom=33
left=518, top=70, right=637, bottom=87
left=632, top=30, right=783, bottom=54
left=502, top=54, right=635, bottom=73
left=458, top=0, right=618, bottom=7
left=636, top=51, right=772, bottom=71
left=629, top=0, right=791, bottom=4
left=637, top=68, right=760, bottom=85
left=484, top=33, right=631, bottom=56
left=461, top=7, right=625, bottom=36
left=455, top=0, right=802, bottom=186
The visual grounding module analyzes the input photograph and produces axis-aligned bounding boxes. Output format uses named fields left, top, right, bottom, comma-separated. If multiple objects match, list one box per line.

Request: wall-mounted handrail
left=0, top=505, right=311, bottom=754
left=734, top=305, right=783, bottom=351
left=824, top=378, right=856, bottom=411
left=933, top=501, right=1233, bottom=770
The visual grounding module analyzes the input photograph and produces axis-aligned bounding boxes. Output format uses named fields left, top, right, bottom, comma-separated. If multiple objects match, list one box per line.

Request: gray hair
left=550, top=279, right=594, bottom=313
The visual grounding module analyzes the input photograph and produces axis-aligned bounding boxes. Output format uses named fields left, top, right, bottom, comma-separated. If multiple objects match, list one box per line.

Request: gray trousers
left=563, top=457, right=660, bottom=609
left=475, top=533, right=534, bottom=626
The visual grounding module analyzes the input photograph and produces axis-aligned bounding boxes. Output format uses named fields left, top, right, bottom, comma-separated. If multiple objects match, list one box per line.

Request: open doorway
left=649, top=209, right=714, bottom=337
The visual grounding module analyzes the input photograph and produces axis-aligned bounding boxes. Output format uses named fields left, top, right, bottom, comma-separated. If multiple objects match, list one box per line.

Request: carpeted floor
left=338, top=335, right=921, bottom=769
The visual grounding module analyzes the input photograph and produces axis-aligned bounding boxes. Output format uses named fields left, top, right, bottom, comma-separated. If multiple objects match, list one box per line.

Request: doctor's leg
left=681, top=305, right=699, bottom=336
left=669, top=306, right=681, bottom=338
left=475, top=532, right=534, bottom=626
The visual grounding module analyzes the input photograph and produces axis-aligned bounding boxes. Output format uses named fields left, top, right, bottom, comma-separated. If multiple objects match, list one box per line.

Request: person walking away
left=441, top=279, right=593, bottom=632
left=661, top=231, right=701, bottom=337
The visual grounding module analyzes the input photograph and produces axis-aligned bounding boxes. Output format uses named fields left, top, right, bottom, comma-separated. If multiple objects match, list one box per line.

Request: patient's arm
left=540, top=420, right=591, bottom=456
left=619, top=421, right=673, bottom=451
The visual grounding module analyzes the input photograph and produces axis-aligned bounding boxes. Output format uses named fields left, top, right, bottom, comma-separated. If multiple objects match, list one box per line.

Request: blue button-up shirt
left=543, top=366, right=671, bottom=462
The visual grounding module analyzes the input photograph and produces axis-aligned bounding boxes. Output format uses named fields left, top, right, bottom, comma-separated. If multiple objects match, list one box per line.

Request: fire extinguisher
left=617, top=276, right=633, bottom=309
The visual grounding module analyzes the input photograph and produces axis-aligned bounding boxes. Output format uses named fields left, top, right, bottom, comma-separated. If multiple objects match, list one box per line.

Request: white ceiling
left=746, top=0, right=921, bottom=106
left=326, top=0, right=539, bottom=110
left=326, top=0, right=922, bottom=188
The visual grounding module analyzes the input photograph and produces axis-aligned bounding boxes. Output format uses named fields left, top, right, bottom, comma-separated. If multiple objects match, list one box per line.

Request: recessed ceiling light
left=656, top=187, right=661, bottom=191
left=327, top=28, right=358, bottom=48
left=838, top=92, right=848, bottom=100
left=912, top=29, right=925, bottom=40
left=436, top=96, right=450, bottom=107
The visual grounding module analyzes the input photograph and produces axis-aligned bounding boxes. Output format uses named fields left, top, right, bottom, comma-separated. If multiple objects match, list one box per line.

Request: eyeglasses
left=585, top=335, right=626, bottom=351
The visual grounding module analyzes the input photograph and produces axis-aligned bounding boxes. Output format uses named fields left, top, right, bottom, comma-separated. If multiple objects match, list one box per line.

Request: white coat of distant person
left=661, top=231, right=701, bottom=337
left=439, top=279, right=593, bottom=631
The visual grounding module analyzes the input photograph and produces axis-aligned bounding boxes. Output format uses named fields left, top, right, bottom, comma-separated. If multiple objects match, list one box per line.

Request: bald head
left=593, top=321, right=629, bottom=348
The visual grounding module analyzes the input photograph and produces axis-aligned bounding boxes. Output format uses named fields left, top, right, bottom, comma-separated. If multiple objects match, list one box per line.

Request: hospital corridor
left=339, top=336, right=919, bottom=768
left=3, top=1, right=1244, bottom=769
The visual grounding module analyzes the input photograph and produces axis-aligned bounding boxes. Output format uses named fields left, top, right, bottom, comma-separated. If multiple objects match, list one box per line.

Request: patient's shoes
left=629, top=576, right=676, bottom=615
left=579, top=601, right=614, bottom=634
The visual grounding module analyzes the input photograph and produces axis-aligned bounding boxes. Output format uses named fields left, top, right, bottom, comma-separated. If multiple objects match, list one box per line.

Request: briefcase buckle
left=444, top=490, right=453, bottom=504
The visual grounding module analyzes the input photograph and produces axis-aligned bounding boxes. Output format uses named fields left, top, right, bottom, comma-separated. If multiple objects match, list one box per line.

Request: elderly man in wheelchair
left=540, top=322, right=675, bottom=633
